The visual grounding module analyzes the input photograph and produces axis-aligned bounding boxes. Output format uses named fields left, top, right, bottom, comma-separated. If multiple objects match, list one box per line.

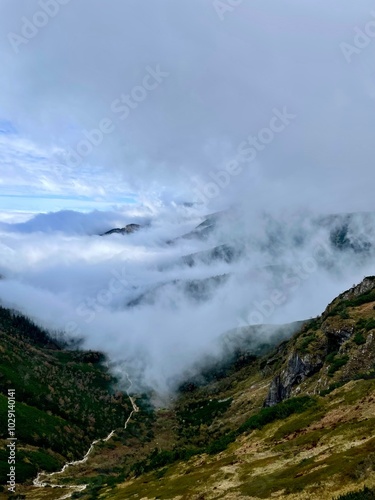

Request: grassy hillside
left=0, top=306, right=132, bottom=488
left=6, top=277, right=375, bottom=499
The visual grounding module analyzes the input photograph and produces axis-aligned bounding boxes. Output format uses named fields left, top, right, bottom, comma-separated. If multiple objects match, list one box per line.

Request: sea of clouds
left=1, top=0, right=375, bottom=393
left=0, top=203, right=374, bottom=393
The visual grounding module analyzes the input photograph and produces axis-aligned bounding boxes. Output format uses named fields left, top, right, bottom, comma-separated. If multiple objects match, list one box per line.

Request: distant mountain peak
left=100, top=223, right=141, bottom=236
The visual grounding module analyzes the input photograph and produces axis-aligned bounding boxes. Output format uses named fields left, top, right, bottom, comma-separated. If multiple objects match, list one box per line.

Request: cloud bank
left=0, top=206, right=374, bottom=392
left=0, top=1, right=375, bottom=211
left=0, top=2, right=375, bottom=392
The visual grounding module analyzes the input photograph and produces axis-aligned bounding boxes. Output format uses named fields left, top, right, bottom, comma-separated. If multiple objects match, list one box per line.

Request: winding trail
left=33, top=372, right=139, bottom=499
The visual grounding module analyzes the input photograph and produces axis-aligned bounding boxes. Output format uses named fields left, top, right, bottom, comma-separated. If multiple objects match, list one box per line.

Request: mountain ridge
left=4, top=275, right=375, bottom=499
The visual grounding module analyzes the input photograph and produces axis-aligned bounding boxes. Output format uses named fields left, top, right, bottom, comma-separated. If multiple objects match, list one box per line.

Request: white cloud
left=0, top=131, right=136, bottom=208
left=0, top=1, right=375, bottom=211
left=0, top=1, right=375, bottom=392
left=0, top=206, right=374, bottom=392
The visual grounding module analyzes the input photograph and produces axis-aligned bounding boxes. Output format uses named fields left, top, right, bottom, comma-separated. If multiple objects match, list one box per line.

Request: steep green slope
left=55, top=277, right=375, bottom=500
left=7, top=276, right=375, bottom=499
left=0, top=306, right=132, bottom=487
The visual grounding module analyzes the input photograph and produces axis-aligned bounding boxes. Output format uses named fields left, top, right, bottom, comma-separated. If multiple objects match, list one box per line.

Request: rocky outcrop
left=264, top=323, right=356, bottom=407
left=339, top=276, right=375, bottom=301
left=264, top=276, right=375, bottom=407
left=322, top=321, right=354, bottom=352
left=264, top=351, right=323, bottom=406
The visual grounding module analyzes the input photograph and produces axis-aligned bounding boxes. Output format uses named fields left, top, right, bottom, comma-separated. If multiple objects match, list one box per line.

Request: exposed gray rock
left=264, top=351, right=323, bottom=406
left=264, top=375, right=287, bottom=407
left=322, top=324, right=354, bottom=347
left=340, top=276, right=375, bottom=301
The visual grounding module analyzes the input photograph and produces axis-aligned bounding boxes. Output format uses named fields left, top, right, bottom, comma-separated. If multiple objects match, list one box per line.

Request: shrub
left=238, top=396, right=315, bottom=434
left=129, top=396, right=317, bottom=476
left=354, top=370, right=375, bottom=381
left=327, top=355, right=349, bottom=376
left=340, top=308, right=350, bottom=319
left=309, top=318, right=320, bottom=331
left=353, top=332, right=366, bottom=345
left=178, top=398, right=232, bottom=428
left=335, top=485, right=375, bottom=499
left=356, top=318, right=375, bottom=332
left=207, top=431, right=236, bottom=454
left=327, top=291, right=375, bottom=318
left=131, top=447, right=200, bottom=476
left=319, top=380, right=346, bottom=396
left=300, top=335, right=315, bottom=353
left=345, top=291, right=375, bottom=308
left=326, top=352, right=338, bottom=363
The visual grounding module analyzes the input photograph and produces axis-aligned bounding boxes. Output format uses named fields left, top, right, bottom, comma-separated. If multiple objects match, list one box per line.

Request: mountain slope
left=100, top=277, right=375, bottom=499
left=7, top=276, right=375, bottom=499
left=53, top=277, right=375, bottom=500
left=0, top=307, right=132, bottom=488
left=100, top=223, right=141, bottom=236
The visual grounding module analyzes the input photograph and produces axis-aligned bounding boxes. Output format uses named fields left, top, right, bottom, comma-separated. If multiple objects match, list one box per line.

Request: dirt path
left=32, top=373, right=139, bottom=499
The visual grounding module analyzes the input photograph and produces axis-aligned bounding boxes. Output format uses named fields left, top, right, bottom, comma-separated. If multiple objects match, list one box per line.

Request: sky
left=0, top=1, right=375, bottom=393
left=0, top=0, right=375, bottom=215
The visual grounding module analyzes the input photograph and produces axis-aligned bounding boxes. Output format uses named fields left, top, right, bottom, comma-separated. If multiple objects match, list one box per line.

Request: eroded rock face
left=264, top=375, right=286, bottom=407
left=322, top=323, right=354, bottom=350
left=339, top=276, right=375, bottom=301
left=264, top=277, right=375, bottom=407
left=264, top=351, right=323, bottom=407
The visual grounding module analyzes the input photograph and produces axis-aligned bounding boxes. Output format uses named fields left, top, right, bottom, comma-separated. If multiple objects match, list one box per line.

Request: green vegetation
left=344, top=290, right=375, bottom=308
left=4, top=278, right=375, bottom=498
left=239, top=439, right=375, bottom=498
left=354, top=332, right=366, bottom=345
left=299, top=334, right=316, bottom=352
left=326, top=303, right=350, bottom=319
left=206, top=397, right=316, bottom=455
left=0, top=394, right=83, bottom=455
left=129, top=396, right=316, bottom=478
left=108, top=279, right=375, bottom=497
left=356, top=318, right=375, bottom=332
left=0, top=306, right=131, bottom=484
left=328, top=354, right=349, bottom=376
left=335, top=486, right=375, bottom=499
left=0, top=447, right=61, bottom=484
left=353, top=332, right=366, bottom=345
left=126, top=398, right=238, bottom=476
left=340, top=307, right=350, bottom=319
left=326, top=352, right=338, bottom=363
left=270, top=405, right=324, bottom=440
left=308, top=317, right=320, bottom=331
left=320, top=380, right=347, bottom=396
left=0, top=305, right=61, bottom=348
left=238, top=396, right=315, bottom=433
left=206, top=430, right=237, bottom=454
left=131, top=447, right=200, bottom=476
left=354, top=369, right=375, bottom=381
left=326, top=288, right=375, bottom=320
left=178, top=397, right=232, bottom=428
